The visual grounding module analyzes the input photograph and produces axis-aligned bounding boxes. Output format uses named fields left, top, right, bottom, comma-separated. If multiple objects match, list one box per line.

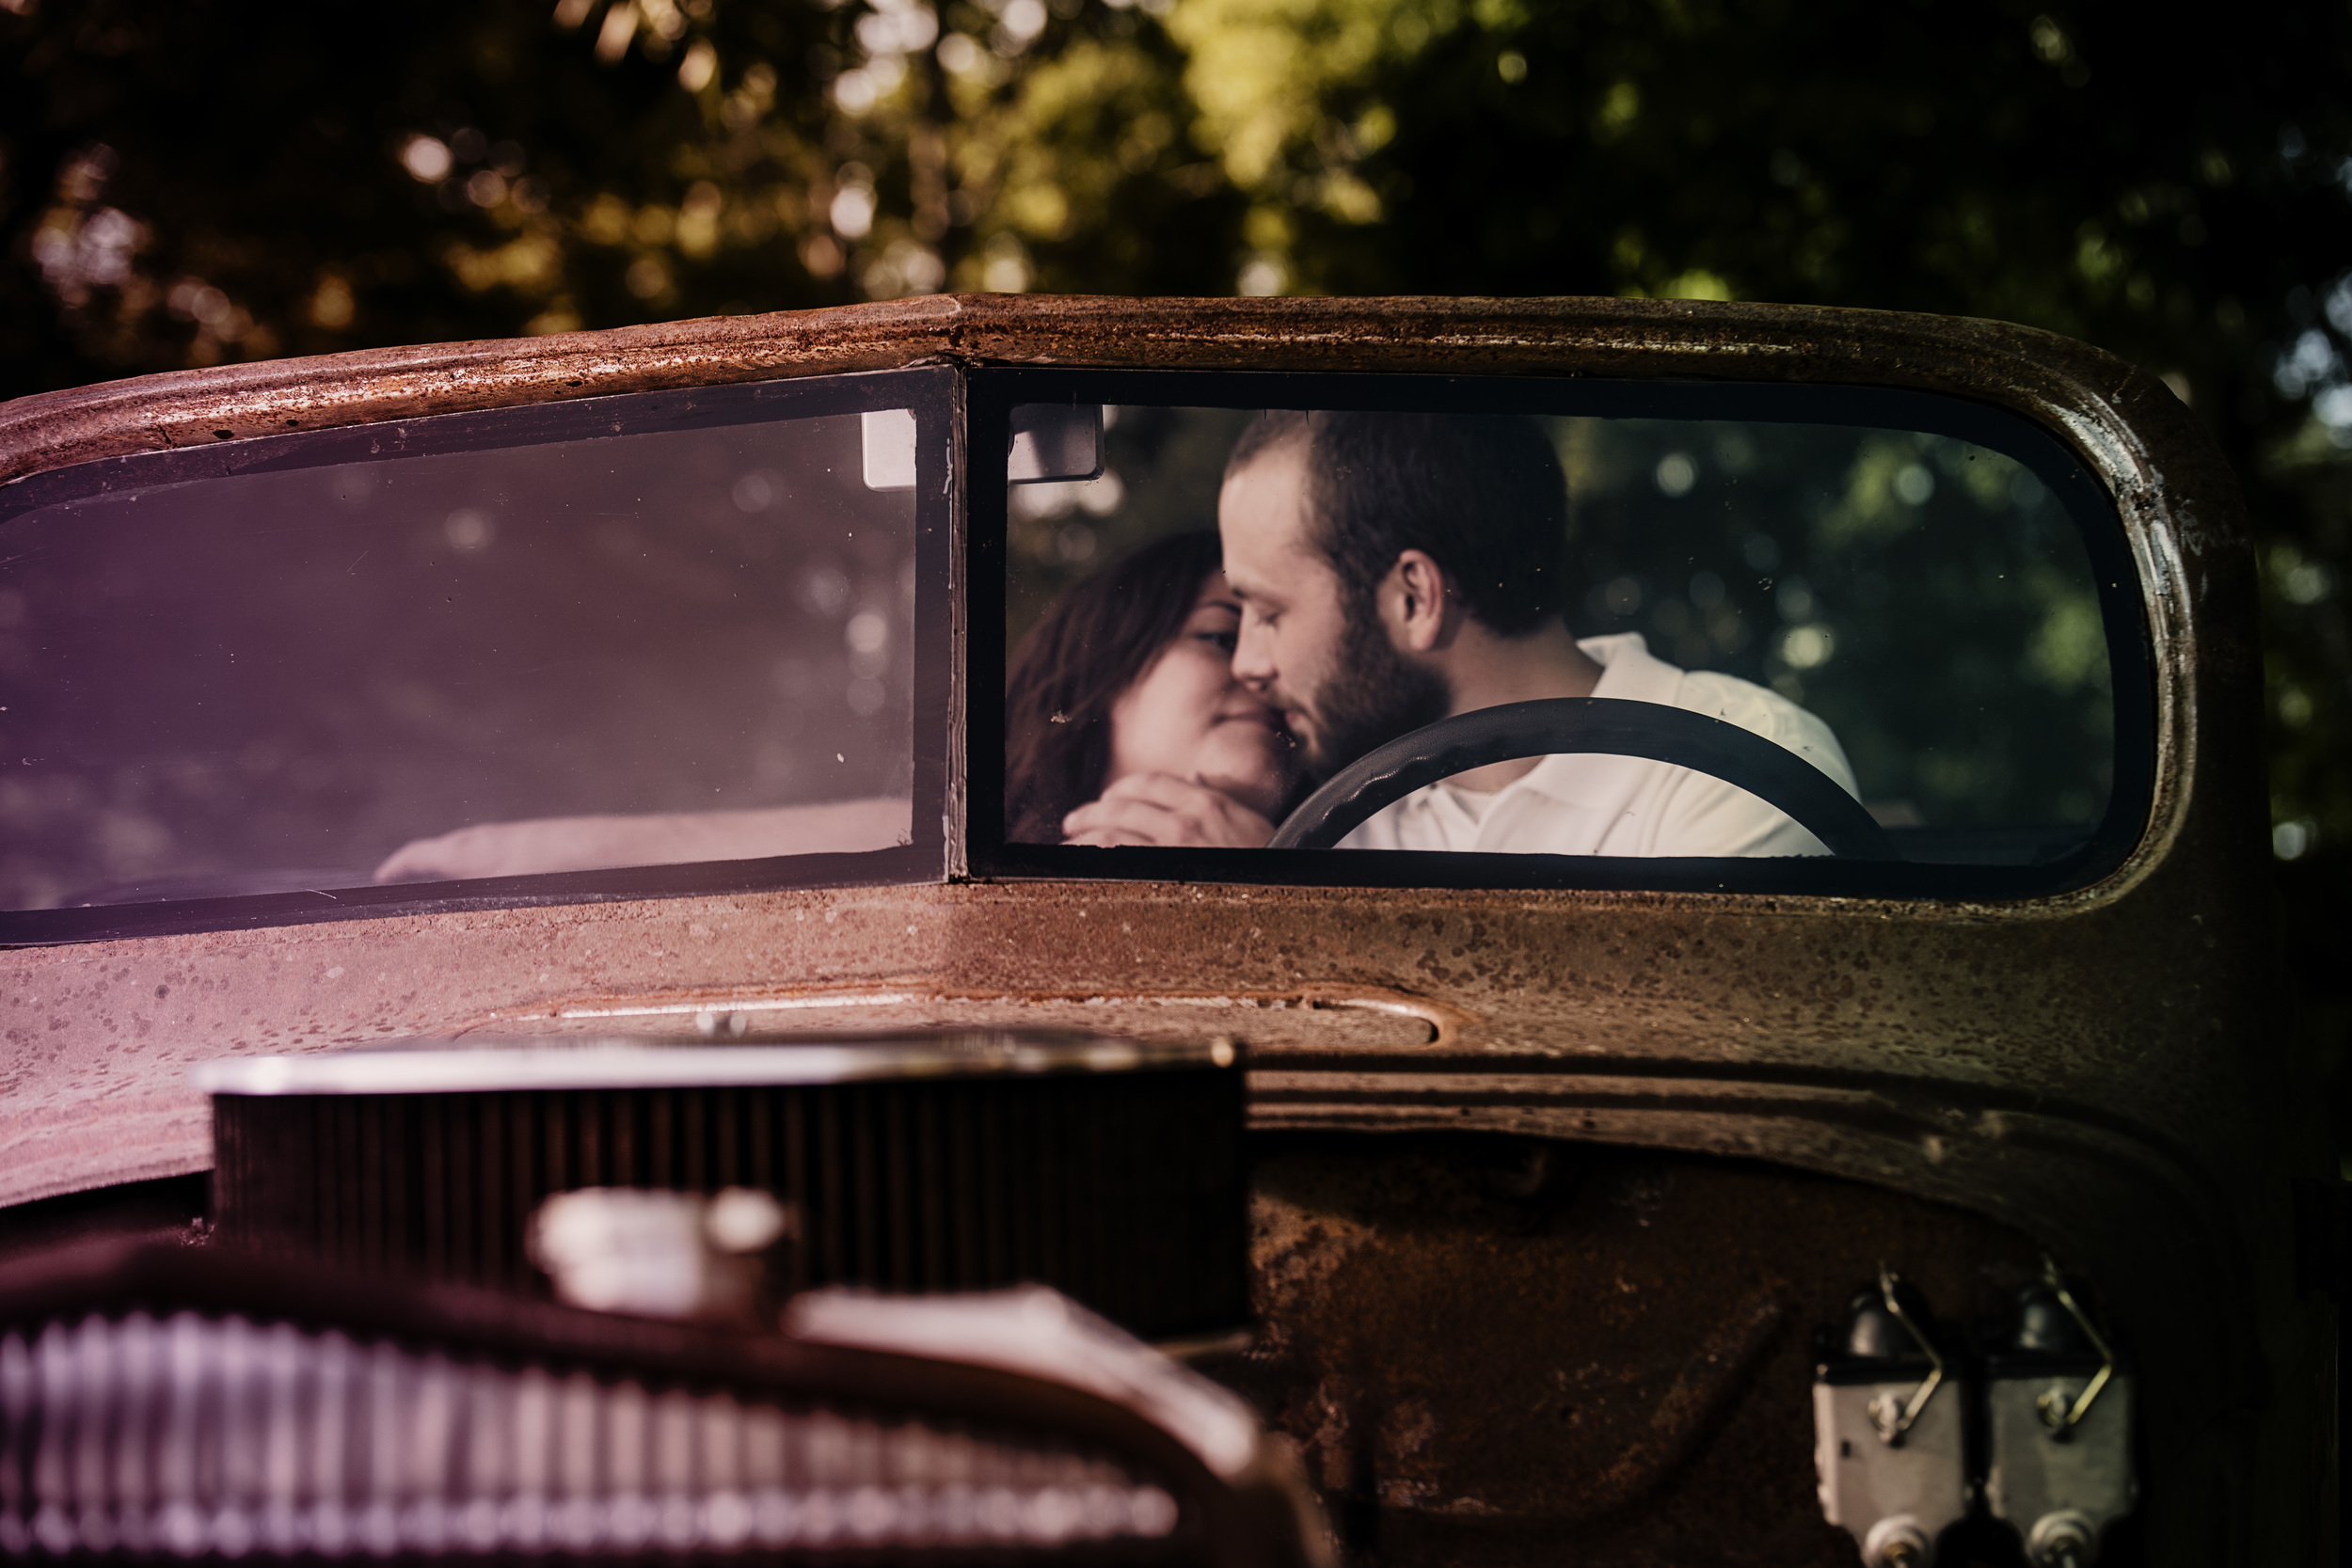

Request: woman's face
left=1105, top=571, right=1296, bottom=817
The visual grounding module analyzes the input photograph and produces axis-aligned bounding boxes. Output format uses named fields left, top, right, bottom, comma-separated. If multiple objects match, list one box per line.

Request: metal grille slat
left=0, top=1315, right=1180, bottom=1560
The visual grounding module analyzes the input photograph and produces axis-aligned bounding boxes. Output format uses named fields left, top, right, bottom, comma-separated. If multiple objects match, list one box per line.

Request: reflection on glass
left=1003, top=407, right=2114, bottom=867
left=1, top=411, right=917, bottom=910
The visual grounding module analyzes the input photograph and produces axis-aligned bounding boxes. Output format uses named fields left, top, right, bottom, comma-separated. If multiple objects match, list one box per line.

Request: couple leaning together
left=1005, top=411, right=1858, bottom=857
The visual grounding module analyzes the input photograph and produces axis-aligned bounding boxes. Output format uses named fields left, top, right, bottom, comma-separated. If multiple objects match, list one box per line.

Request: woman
left=1006, top=531, right=1299, bottom=847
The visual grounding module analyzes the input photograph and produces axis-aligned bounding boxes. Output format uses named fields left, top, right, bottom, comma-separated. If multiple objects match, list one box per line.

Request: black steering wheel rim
left=1265, top=697, right=1894, bottom=858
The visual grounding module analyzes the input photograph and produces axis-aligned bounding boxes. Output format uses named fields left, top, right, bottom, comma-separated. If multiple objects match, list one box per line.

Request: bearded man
left=1058, top=409, right=1858, bottom=854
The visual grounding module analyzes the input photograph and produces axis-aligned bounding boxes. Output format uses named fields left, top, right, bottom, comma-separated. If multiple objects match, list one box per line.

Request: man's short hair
left=1226, top=410, right=1570, bottom=637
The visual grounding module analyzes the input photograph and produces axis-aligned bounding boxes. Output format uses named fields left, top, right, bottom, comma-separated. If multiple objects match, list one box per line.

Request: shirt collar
left=1579, top=631, right=1684, bottom=705
left=1454, top=633, right=1679, bottom=808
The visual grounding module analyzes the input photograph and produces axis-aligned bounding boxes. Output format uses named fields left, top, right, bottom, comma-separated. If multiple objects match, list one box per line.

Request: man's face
left=1218, top=439, right=1451, bottom=777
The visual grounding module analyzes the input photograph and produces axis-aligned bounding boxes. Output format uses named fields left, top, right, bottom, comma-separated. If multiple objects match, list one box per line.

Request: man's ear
left=1381, top=549, right=1456, bottom=654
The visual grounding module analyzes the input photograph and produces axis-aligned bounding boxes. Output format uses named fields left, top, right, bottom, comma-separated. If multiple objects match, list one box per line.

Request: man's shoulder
left=1673, top=666, right=1808, bottom=730
left=1581, top=632, right=1857, bottom=795
left=1670, top=671, right=1857, bottom=795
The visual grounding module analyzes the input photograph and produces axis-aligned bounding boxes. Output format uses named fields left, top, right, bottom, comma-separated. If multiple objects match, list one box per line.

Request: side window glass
left=0, top=370, right=952, bottom=937
left=977, top=377, right=2147, bottom=899
left=1554, top=418, right=2114, bottom=855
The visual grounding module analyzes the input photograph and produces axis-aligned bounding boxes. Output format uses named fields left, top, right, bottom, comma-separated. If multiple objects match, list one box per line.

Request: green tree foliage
left=4, top=0, right=2348, bottom=868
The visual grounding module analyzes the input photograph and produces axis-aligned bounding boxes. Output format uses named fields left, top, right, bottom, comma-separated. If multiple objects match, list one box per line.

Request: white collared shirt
left=1338, top=633, right=1861, bottom=858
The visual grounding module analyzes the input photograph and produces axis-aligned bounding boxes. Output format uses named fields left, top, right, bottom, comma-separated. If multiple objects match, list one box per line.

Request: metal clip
left=1866, top=1262, right=1946, bottom=1444
left=2033, top=1258, right=2116, bottom=1439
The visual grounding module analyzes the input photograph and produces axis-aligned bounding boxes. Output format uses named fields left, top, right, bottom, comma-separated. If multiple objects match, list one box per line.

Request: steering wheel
left=1266, top=697, right=1895, bottom=857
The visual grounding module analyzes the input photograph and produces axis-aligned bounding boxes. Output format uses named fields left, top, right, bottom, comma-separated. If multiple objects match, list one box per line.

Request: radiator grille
left=211, top=1050, right=1247, bottom=1338
left=0, top=1311, right=1180, bottom=1560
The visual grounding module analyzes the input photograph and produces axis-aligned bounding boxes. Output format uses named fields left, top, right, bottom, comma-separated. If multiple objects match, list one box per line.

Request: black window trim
left=962, top=366, right=2157, bottom=902
left=0, top=366, right=960, bottom=946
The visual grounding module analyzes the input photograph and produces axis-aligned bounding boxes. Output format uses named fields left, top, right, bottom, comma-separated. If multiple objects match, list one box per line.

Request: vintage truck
left=0, top=295, right=2336, bottom=1564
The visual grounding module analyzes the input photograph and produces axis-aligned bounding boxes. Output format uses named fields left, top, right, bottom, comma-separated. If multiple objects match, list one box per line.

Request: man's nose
left=1232, top=613, right=1277, bottom=689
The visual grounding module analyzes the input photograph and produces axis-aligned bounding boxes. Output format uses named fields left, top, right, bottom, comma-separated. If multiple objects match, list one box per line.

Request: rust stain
left=1581, top=1291, right=1786, bottom=1513
left=1209, top=1141, right=2037, bottom=1556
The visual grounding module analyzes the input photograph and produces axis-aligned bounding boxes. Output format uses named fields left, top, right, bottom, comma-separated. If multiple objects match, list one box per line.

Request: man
left=1059, top=409, right=1857, bottom=854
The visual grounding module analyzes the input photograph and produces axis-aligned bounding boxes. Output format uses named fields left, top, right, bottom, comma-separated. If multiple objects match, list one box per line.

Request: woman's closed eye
left=1184, top=600, right=1244, bottom=655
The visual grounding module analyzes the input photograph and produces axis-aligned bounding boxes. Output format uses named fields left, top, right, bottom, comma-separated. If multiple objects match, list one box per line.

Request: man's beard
left=1295, top=600, right=1454, bottom=781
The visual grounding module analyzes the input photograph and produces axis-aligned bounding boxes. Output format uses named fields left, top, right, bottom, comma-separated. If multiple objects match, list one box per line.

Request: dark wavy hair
left=1004, top=531, right=1225, bottom=844
left=1226, top=410, right=1569, bottom=635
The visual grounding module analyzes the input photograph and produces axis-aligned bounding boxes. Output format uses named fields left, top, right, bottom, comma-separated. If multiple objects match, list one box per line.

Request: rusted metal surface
left=0, top=296, right=2320, bottom=1563
left=0, top=294, right=2249, bottom=544
left=1205, top=1137, right=2048, bottom=1565
left=0, top=949, right=1464, bottom=1211
left=0, top=295, right=961, bottom=485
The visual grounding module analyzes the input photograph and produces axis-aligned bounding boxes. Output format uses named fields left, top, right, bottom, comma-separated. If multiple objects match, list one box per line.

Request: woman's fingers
left=1061, top=774, right=1275, bottom=848
left=1060, top=794, right=1179, bottom=845
left=1061, top=825, right=1152, bottom=847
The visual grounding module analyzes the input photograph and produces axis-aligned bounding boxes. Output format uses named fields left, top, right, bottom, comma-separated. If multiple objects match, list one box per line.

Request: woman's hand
left=1060, top=773, right=1278, bottom=848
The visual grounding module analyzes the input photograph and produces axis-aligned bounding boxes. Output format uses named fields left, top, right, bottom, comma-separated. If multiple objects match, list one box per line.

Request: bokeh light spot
left=400, top=136, right=453, bottom=183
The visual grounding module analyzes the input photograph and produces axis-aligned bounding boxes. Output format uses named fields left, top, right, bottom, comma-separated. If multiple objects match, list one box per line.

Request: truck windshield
left=0, top=374, right=944, bottom=914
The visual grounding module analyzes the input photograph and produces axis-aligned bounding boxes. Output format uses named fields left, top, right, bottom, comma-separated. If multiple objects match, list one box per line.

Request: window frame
left=963, top=367, right=2156, bottom=901
left=0, top=366, right=961, bottom=945
left=0, top=354, right=2166, bottom=941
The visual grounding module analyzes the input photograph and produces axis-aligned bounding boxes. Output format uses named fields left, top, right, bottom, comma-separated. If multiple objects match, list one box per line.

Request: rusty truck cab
left=0, top=296, right=2331, bottom=1565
